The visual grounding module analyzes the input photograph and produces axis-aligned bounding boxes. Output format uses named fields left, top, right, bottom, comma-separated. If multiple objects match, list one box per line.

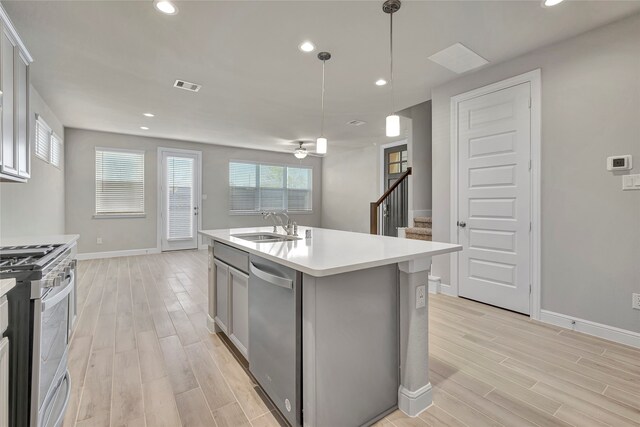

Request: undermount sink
left=231, top=232, right=301, bottom=243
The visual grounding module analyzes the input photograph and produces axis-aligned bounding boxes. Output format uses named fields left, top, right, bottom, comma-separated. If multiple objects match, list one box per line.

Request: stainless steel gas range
left=0, top=241, right=77, bottom=427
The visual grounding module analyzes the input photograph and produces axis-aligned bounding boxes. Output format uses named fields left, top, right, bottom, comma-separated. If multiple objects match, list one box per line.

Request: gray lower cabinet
left=214, top=259, right=229, bottom=333
left=0, top=336, right=7, bottom=427
left=229, top=266, right=249, bottom=358
left=211, top=244, right=250, bottom=359
left=1, top=295, right=9, bottom=427
left=0, top=7, right=32, bottom=183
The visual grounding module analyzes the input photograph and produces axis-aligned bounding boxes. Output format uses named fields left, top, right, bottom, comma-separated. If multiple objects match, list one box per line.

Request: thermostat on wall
left=607, top=155, right=632, bottom=171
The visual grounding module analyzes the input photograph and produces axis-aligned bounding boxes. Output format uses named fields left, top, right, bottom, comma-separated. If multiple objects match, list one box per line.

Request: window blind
left=50, top=133, right=62, bottom=168
left=167, top=156, right=194, bottom=240
left=229, top=162, right=312, bottom=213
left=35, top=117, right=51, bottom=161
left=95, top=149, right=145, bottom=215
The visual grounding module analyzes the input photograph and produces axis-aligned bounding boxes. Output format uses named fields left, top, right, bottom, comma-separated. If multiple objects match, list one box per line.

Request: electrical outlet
left=416, top=285, right=426, bottom=309
left=97, top=237, right=103, bottom=245
left=633, top=293, right=640, bottom=310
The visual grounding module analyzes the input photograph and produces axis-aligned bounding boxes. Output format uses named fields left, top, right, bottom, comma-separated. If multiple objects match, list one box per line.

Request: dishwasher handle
left=250, top=263, right=293, bottom=289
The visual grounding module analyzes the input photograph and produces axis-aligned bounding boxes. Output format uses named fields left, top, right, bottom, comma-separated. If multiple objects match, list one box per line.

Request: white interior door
left=160, top=150, right=201, bottom=251
left=457, top=82, right=531, bottom=314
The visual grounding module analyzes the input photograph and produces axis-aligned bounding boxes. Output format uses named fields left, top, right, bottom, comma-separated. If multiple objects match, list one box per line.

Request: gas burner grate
left=0, top=244, right=63, bottom=271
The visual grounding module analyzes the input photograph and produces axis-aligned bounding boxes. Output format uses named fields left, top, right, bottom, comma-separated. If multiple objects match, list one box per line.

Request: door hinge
left=528, top=98, right=532, bottom=108
left=529, top=284, right=532, bottom=294
left=528, top=160, right=532, bottom=171
left=529, top=222, right=532, bottom=232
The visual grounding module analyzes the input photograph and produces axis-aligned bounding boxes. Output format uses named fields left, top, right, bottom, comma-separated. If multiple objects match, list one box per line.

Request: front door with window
left=160, top=150, right=201, bottom=251
left=457, top=82, right=531, bottom=314
left=382, top=144, right=408, bottom=237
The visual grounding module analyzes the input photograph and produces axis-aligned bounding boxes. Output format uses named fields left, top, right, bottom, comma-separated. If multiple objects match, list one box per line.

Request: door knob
left=457, top=221, right=467, bottom=228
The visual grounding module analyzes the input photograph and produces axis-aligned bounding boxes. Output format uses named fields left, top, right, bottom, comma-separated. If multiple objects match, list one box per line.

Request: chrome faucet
left=262, top=211, right=297, bottom=236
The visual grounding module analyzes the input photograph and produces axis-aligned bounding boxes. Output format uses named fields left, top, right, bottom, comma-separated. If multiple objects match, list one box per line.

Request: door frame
left=156, top=147, right=203, bottom=252
left=379, top=139, right=414, bottom=224
left=449, top=69, right=542, bottom=319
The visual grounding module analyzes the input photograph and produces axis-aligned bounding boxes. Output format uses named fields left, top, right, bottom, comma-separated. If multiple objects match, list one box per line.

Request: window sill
left=93, top=214, right=147, bottom=219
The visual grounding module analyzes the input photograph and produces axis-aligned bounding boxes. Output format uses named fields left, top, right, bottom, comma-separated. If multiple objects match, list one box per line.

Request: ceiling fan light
left=294, top=141, right=308, bottom=159
left=294, top=147, right=308, bottom=159
left=316, top=137, right=327, bottom=155
left=386, top=114, right=400, bottom=137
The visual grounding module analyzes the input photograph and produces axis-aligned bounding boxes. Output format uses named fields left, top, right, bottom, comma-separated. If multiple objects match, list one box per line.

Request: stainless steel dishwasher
left=248, top=255, right=301, bottom=427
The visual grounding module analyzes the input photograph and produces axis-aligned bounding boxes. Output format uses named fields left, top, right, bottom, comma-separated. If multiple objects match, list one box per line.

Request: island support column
left=397, top=256, right=432, bottom=417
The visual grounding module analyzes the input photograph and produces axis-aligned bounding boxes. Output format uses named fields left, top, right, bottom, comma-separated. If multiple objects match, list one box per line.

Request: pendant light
left=383, top=0, right=401, bottom=137
left=294, top=141, right=308, bottom=159
left=316, top=51, right=331, bottom=154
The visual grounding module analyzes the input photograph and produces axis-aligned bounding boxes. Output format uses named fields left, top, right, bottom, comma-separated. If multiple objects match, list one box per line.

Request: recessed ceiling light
left=542, top=0, right=564, bottom=6
left=140, top=126, right=149, bottom=130
left=143, top=113, right=154, bottom=117
left=154, top=0, right=178, bottom=15
left=299, top=41, right=315, bottom=53
left=375, top=79, right=387, bottom=86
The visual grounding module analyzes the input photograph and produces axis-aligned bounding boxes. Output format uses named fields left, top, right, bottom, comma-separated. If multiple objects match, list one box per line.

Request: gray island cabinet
left=199, top=226, right=461, bottom=427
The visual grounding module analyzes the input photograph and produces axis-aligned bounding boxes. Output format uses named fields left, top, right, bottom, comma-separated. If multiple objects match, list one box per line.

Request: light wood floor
left=64, top=250, right=640, bottom=427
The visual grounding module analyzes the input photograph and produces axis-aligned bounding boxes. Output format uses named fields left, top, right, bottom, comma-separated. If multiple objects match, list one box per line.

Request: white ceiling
left=4, top=0, right=640, bottom=153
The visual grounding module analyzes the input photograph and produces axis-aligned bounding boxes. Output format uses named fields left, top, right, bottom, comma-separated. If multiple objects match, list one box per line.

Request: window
left=35, top=116, right=51, bottom=161
left=229, top=162, right=312, bottom=213
left=35, top=114, right=62, bottom=168
left=95, top=148, right=145, bottom=216
left=50, top=133, right=62, bottom=167
left=34, top=115, right=63, bottom=168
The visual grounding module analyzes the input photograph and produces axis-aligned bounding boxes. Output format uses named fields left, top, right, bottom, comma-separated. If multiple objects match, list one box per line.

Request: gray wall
left=0, top=86, right=65, bottom=238
left=431, top=13, right=640, bottom=332
left=65, top=128, right=322, bottom=254
left=400, top=100, right=432, bottom=215
left=321, top=145, right=378, bottom=233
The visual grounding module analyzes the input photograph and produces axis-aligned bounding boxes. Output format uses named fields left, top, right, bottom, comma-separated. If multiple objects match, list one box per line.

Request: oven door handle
left=41, top=271, right=74, bottom=312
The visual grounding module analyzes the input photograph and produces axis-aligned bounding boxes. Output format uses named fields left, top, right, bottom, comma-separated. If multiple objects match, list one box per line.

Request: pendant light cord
left=320, top=59, right=326, bottom=137
left=389, top=10, right=395, bottom=114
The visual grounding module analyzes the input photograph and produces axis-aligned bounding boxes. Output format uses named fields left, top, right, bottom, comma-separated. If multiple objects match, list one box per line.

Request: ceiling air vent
left=174, top=79, right=202, bottom=92
left=347, top=120, right=367, bottom=126
left=428, top=43, right=488, bottom=74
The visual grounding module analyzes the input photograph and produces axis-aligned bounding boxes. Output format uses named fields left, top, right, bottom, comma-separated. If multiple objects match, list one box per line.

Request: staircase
left=405, top=216, right=432, bottom=241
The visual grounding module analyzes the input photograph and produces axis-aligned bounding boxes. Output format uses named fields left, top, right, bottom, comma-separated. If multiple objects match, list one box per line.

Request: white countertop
left=199, top=226, right=461, bottom=277
left=0, top=234, right=80, bottom=247
left=0, top=278, right=15, bottom=297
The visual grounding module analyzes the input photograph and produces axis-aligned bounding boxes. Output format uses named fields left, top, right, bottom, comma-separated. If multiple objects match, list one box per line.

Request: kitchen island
left=199, top=226, right=461, bottom=427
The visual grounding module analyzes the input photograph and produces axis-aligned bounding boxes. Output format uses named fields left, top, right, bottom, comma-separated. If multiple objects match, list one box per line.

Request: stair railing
left=370, top=167, right=412, bottom=235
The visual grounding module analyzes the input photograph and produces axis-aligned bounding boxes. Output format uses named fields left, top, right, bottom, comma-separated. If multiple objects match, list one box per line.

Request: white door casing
left=158, top=148, right=202, bottom=251
left=456, top=81, right=532, bottom=314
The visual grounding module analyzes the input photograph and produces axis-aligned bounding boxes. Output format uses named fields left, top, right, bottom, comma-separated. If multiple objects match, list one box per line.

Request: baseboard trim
left=438, top=282, right=457, bottom=297
left=428, top=275, right=440, bottom=294
left=539, top=309, right=640, bottom=349
left=76, top=247, right=161, bottom=260
left=398, top=383, right=433, bottom=417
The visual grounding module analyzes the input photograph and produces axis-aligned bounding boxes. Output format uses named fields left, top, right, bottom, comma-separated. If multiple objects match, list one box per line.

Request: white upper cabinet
left=0, top=5, right=33, bottom=182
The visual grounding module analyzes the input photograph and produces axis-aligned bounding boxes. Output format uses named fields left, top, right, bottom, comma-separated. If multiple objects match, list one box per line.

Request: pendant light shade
left=386, top=114, right=400, bottom=137
left=294, top=141, right=308, bottom=159
left=383, top=0, right=401, bottom=138
left=317, top=51, right=331, bottom=155
left=316, top=137, right=327, bottom=155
